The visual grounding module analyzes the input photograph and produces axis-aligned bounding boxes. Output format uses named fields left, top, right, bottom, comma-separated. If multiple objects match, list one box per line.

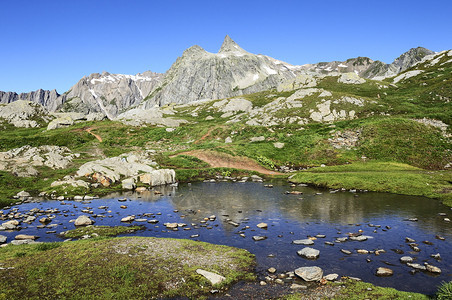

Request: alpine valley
left=0, top=36, right=451, bottom=299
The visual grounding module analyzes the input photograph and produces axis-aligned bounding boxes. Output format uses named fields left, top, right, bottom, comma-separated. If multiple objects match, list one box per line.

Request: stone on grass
left=196, top=269, right=226, bottom=285
left=294, top=266, right=323, bottom=281
left=323, top=273, right=339, bottom=281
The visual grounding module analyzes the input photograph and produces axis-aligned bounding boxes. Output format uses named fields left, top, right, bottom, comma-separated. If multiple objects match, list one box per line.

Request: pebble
left=341, top=249, right=352, bottom=255
left=252, top=236, right=267, bottom=241
left=268, top=267, right=276, bottom=274
left=357, top=249, right=369, bottom=254
left=290, top=283, right=307, bottom=290
left=257, top=222, right=268, bottom=229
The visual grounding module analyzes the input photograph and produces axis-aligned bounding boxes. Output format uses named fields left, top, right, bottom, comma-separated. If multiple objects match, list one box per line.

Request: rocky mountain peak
left=218, top=35, right=247, bottom=54
left=182, top=45, right=207, bottom=58
left=391, top=46, right=435, bottom=73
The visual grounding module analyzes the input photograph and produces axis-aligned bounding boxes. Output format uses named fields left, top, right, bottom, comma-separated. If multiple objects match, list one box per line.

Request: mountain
left=299, top=47, right=435, bottom=79
left=57, top=71, right=162, bottom=119
left=141, top=35, right=302, bottom=108
left=0, top=37, right=438, bottom=118
left=0, top=89, right=61, bottom=111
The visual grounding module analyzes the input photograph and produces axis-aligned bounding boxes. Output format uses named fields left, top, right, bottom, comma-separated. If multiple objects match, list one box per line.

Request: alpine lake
left=2, top=180, right=451, bottom=296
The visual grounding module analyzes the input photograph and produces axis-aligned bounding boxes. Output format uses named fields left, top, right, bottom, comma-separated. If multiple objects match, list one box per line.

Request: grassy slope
left=0, top=237, right=255, bottom=299
left=291, top=162, right=452, bottom=206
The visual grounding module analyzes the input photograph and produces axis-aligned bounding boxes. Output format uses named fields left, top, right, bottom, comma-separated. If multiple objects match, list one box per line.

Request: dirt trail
left=175, top=150, right=283, bottom=175
left=85, top=128, right=103, bottom=142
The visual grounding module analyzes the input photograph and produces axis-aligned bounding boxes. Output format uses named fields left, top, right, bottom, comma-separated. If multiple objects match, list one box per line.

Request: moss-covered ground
left=0, top=237, right=255, bottom=299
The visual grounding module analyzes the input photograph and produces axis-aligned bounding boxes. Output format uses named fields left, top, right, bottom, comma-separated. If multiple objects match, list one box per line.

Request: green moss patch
left=0, top=237, right=255, bottom=299
left=61, top=225, right=142, bottom=239
left=331, top=278, right=429, bottom=299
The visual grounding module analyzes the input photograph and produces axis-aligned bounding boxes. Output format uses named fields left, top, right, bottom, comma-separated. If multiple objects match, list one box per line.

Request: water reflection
left=2, top=181, right=450, bottom=295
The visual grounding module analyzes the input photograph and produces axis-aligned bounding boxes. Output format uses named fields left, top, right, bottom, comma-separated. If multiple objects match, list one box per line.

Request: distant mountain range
left=0, top=36, right=436, bottom=119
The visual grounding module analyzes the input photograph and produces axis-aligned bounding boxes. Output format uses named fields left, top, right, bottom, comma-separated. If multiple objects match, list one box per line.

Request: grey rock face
left=141, top=35, right=299, bottom=108
left=0, top=89, right=61, bottom=111
left=58, top=71, right=163, bottom=119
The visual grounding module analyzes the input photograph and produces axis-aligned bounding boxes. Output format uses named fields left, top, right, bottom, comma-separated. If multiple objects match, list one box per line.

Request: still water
left=2, top=181, right=451, bottom=295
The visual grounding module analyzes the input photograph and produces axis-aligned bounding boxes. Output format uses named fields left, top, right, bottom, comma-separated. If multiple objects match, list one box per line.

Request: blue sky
left=1, top=0, right=451, bottom=93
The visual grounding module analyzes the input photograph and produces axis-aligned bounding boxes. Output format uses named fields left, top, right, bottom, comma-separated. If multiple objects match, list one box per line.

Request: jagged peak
left=218, top=35, right=247, bottom=54
left=182, top=45, right=207, bottom=57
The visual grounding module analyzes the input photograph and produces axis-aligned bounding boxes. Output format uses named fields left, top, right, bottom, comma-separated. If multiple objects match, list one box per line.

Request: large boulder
left=139, top=170, right=176, bottom=186
left=122, top=178, right=136, bottom=190
left=47, top=116, right=74, bottom=130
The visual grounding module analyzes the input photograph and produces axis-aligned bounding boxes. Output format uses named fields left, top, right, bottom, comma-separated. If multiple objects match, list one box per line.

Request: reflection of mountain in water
left=106, top=182, right=451, bottom=236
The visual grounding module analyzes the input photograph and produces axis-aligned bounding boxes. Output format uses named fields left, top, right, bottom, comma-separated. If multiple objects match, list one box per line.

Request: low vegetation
left=0, top=237, right=255, bottom=299
left=290, top=162, right=452, bottom=206
left=61, top=225, right=143, bottom=239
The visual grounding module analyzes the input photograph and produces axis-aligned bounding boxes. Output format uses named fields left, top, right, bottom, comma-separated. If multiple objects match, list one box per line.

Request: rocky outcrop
left=114, top=107, right=187, bottom=127
left=0, top=89, right=62, bottom=111
left=76, top=151, right=176, bottom=187
left=0, top=100, right=51, bottom=128
left=0, top=145, right=78, bottom=177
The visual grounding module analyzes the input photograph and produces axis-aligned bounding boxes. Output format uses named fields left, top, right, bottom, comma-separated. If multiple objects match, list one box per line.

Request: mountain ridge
left=0, top=37, right=440, bottom=118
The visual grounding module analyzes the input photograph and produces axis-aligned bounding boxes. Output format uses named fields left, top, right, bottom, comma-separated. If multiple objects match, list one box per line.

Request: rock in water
left=376, top=267, right=393, bottom=276
left=121, top=216, right=135, bottom=222
left=426, top=264, right=441, bottom=274
left=297, top=247, right=320, bottom=259
left=293, top=239, right=314, bottom=245
left=196, top=269, right=226, bottom=285
left=15, top=234, right=38, bottom=240
left=256, top=222, right=268, bottom=229
left=74, top=215, right=93, bottom=226
left=294, top=266, right=323, bottom=281
left=400, top=256, right=414, bottom=263
left=252, top=236, right=267, bottom=241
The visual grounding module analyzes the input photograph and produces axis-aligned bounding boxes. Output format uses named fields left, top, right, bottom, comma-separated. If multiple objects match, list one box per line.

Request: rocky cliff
left=57, top=71, right=163, bottom=119
left=0, top=89, right=62, bottom=111
left=141, top=35, right=303, bottom=108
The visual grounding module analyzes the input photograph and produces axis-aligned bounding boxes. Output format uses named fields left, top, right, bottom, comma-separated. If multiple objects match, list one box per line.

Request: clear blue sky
left=1, top=0, right=451, bottom=93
